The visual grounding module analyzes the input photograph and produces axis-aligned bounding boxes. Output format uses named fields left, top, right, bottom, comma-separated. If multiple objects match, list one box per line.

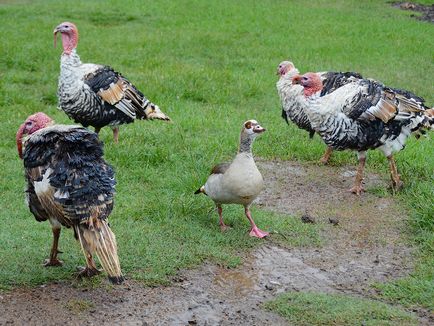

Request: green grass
left=65, top=298, right=95, bottom=314
left=263, top=292, right=419, bottom=326
left=0, top=0, right=433, bottom=322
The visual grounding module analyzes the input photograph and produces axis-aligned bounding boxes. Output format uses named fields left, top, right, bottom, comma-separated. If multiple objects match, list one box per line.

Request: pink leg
left=217, top=205, right=229, bottom=232
left=244, top=207, right=268, bottom=238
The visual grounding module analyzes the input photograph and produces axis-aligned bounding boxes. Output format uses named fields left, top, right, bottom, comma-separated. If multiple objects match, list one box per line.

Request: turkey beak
left=53, top=29, right=59, bottom=48
left=53, top=24, right=63, bottom=48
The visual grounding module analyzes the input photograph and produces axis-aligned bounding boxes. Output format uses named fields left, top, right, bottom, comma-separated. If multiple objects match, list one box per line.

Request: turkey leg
left=112, top=127, right=119, bottom=143
left=387, top=155, right=403, bottom=192
left=44, top=227, right=63, bottom=267
left=75, top=226, right=101, bottom=278
left=319, top=146, right=333, bottom=165
left=349, top=152, right=366, bottom=195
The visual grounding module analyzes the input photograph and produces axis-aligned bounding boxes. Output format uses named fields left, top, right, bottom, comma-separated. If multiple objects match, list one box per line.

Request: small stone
left=301, top=215, right=315, bottom=224
left=328, top=217, right=339, bottom=225
left=265, top=283, right=275, bottom=291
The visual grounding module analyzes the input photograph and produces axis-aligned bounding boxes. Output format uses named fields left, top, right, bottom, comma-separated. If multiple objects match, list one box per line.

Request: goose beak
left=254, top=126, right=266, bottom=134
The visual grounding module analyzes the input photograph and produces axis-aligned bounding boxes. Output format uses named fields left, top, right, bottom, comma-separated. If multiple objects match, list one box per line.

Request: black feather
left=23, top=126, right=116, bottom=225
left=321, top=71, right=363, bottom=97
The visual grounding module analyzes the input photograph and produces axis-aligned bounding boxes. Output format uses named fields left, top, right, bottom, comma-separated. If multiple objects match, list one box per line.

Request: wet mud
left=1, top=160, right=432, bottom=325
left=392, top=1, right=434, bottom=23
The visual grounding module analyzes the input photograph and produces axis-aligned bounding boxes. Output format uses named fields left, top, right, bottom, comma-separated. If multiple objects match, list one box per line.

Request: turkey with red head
left=16, top=112, right=124, bottom=284
left=54, top=22, right=170, bottom=143
left=276, top=60, right=362, bottom=164
left=294, top=72, right=434, bottom=195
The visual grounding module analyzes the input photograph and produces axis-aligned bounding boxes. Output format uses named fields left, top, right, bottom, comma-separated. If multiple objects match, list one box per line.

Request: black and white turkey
left=54, top=21, right=170, bottom=143
left=276, top=61, right=362, bottom=163
left=294, top=72, right=433, bottom=194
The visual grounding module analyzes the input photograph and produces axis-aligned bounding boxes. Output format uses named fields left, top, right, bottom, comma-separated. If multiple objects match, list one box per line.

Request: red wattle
left=16, top=123, right=25, bottom=159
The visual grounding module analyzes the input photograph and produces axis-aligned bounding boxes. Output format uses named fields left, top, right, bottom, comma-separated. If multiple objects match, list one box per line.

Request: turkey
left=276, top=60, right=362, bottom=164
left=54, top=21, right=170, bottom=143
left=294, top=72, right=434, bottom=194
left=195, top=120, right=268, bottom=238
left=16, top=112, right=124, bottom=284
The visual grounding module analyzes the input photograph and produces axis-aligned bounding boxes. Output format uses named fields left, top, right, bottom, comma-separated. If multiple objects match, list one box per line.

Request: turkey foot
left=220, top=224, right=231, bottom=232
left=391, top=179, right=404, bottom=193
left=44, top=258, right=63, bottom=267
left=77, top=266, right=101, bottom=278
left=349, top=184, right=365, bottom=196
left=249, top=226, right=269, bottom=238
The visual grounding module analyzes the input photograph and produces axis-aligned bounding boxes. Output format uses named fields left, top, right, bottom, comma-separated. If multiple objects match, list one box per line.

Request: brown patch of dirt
left=392, top=1, right=434, bottom=23
left=256, top=160, right=414, bottom=295
left=1, top=160, right=432, bottom=325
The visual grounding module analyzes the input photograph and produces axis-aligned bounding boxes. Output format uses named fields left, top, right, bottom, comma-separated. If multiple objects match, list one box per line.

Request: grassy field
left=263, top=292, right=419, bottom=325
left=0, top=0, right=433, bottom=322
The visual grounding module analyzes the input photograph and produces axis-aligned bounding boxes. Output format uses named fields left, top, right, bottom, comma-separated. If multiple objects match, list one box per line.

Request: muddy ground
left=0, top=160, right=432, bottom=325
left=392, top=1, right=434, bottom=23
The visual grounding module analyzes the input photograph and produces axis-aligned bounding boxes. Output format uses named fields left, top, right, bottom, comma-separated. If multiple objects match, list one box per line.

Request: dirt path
left=0, top=160, right=431, bottom=325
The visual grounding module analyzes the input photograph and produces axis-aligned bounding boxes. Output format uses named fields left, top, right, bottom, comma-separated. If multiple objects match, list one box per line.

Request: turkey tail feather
left=76, top=220, right=124, bottom=284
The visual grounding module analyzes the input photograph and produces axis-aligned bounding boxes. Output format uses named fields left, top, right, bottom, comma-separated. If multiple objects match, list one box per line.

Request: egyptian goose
left=195, top=120, right=268, bottom=238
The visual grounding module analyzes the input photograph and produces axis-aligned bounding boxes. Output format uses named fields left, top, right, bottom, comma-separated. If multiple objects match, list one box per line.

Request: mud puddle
left=1, top=160, right=431, bottom=325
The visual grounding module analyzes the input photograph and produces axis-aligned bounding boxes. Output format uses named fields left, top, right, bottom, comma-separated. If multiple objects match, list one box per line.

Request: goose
left=195, top=120, right=268, bottom=238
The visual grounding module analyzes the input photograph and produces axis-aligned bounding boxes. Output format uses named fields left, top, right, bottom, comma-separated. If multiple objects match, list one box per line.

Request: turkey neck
left=304, top=93, right=338, bottom=134
left=276, top=68, right=300, bottom=99
left=238, top=132, right=255, bottom=155
left=58, top=50, right=84, bottom=95
left=60, top=49, right=82, bottom=70
left=305, top=93, right=335, bottom=122
left=305, top=93, right=361, bottom=149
